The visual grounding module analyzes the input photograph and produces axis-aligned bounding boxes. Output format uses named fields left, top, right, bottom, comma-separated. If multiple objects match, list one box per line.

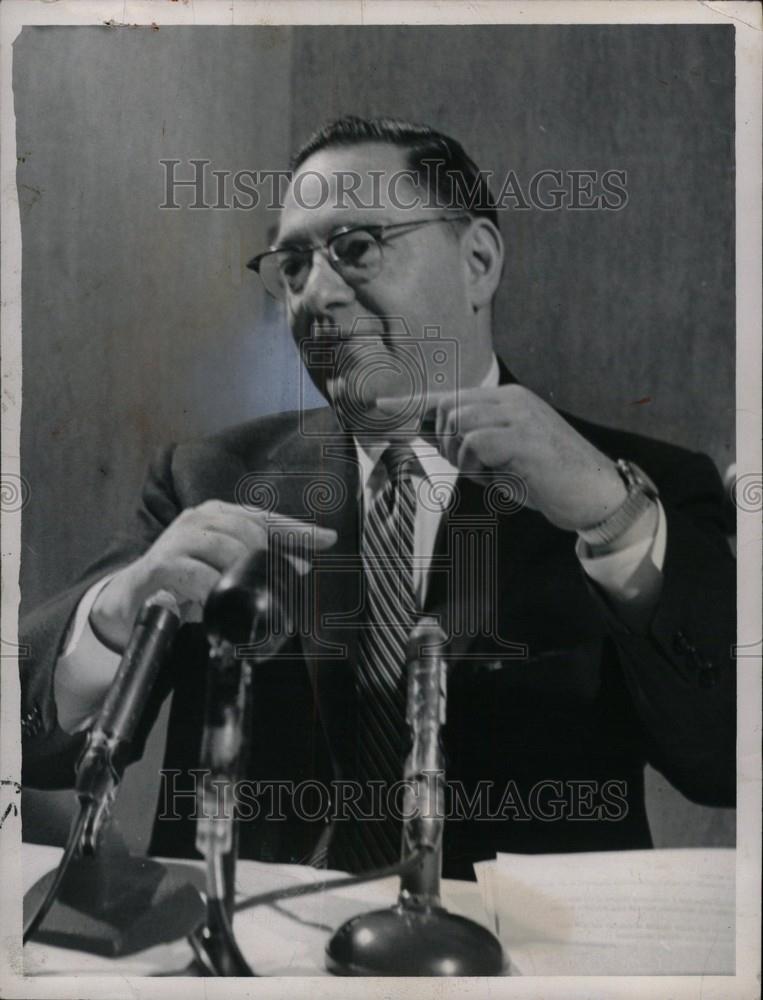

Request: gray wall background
left=14, top=24, right=734, bottom=850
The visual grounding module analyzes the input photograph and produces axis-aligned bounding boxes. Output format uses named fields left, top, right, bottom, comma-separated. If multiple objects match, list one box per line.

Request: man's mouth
left=326, top=367, right=376, bottom=413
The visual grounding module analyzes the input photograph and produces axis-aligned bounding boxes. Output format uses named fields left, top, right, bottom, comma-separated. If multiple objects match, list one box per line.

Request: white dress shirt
left=54, top=354, right=666, bottom=733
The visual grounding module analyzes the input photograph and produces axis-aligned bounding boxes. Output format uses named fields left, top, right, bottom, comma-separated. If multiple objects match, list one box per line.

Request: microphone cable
left=233, top=846, right=430, bottom=915
left=22, top=801, right=91, bottom=945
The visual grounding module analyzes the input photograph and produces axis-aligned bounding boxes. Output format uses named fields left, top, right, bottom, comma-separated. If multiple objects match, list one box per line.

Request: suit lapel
left=265, top=409, right=362, bottom=776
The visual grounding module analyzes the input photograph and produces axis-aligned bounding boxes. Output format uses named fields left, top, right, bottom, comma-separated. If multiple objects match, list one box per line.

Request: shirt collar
left=353, top=352, right=501, bottom=508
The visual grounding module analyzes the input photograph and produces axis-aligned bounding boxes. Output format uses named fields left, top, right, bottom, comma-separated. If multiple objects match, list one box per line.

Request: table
left=22, top=844, right=493, bottom=977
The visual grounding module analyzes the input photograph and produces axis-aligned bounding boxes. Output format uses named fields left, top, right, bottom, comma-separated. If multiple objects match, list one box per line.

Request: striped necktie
left=344, top=444, right=420, bottom=870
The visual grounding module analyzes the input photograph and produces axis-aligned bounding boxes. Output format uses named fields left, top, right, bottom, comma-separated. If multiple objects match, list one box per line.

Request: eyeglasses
left=246, top=215, right=470, bottom=301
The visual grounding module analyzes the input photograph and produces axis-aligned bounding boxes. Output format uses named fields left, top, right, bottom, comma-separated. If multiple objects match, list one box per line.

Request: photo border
left=1, top=2, right=759, bottom=998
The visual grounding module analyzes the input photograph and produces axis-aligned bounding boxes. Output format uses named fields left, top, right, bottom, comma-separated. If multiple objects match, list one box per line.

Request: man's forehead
left=277, top=142, right=422, bottom=241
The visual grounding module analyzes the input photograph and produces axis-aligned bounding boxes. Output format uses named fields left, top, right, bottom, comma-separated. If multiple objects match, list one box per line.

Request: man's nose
left=299, top=250, right=355, bottom=317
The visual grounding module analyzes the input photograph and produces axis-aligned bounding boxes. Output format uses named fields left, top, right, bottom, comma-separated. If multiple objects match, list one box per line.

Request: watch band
left=578, top=460, right=659, bottom=547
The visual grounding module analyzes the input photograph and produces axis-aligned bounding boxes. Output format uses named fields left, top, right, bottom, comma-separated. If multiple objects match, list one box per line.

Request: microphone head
left=203, top=547, right=293, bottom=651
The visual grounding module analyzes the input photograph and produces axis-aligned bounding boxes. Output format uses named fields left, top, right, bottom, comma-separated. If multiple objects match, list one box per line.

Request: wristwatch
left=578, top=459, right=659, bottom=547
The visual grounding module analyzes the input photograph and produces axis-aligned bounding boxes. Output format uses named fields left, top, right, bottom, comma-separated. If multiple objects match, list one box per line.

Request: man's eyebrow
left=271, top=226, right=313, bottom=249
left=271, top=234, right=311, bottom=251
left=273, top=218, right=395, bottom=250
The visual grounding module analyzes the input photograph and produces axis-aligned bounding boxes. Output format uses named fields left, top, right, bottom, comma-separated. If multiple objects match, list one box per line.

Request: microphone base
left=24, top=855, right=206, bottom=958
left=325, top=900, right=506, bottom=976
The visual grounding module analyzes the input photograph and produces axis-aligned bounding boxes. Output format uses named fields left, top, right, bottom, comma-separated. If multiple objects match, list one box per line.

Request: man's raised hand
left=376, top=384, right=627, bottom=533
left=89, top=500, right=337, bottom=651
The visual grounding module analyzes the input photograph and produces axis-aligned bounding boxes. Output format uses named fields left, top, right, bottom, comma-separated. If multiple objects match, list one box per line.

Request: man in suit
left=21, top=117, right=735, bottom=880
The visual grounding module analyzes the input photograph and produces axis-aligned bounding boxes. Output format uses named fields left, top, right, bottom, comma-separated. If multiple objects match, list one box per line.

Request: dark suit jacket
left=20, top=379, right=736, bottom=880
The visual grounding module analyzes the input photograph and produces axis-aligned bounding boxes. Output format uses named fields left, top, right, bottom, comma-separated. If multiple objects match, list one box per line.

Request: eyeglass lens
left=262, top=229, right=382, bottom=298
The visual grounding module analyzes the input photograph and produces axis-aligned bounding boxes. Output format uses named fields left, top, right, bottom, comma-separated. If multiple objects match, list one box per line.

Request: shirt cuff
left=576, top=499, right=667, bottom=602
left=54, top=573, right=122, bottom=733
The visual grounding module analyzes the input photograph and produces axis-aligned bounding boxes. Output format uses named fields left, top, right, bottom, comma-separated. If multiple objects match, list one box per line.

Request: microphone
left=197, top=544, right=296, bottom=850
left=203, top=545, right=294, bottom=655
left=325, top=616, right=505, bottom=976
left=24, top=589, right=207, bottom=956
left=193, top=546, right=297, bottom=976
left=76, top=589, right=181, bottom=848
left=398, top=618, right=448, bottom=900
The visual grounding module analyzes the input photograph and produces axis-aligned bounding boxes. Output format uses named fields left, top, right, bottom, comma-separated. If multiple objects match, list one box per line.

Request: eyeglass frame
left=246, top=213, right=473, bottom=299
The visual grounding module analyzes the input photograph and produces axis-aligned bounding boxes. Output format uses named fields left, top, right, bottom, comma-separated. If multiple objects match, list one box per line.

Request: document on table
left=473, top=848, right=735, bottom=976
left=22, top=843, right=734, bottom=976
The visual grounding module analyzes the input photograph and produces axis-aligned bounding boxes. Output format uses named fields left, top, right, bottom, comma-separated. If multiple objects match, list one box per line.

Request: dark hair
left=290, top=115, right=498, bottom=229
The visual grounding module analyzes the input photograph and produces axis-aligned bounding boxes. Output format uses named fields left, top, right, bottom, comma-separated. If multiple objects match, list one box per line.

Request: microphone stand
left=190, top=547, right=294, bottom=976
left=23, top=591, right=207, bottom=956
left=325, top=617, right=506, bottom=976
left=190, top=636, right=254, bottom=976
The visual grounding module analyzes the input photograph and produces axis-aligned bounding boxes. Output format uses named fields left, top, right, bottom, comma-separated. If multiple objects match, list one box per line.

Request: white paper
left=474, top=848, right=735, bottom=976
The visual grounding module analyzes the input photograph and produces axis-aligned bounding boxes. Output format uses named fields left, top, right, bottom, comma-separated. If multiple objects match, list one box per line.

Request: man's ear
left=462, top=218, right=504, bottom=310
